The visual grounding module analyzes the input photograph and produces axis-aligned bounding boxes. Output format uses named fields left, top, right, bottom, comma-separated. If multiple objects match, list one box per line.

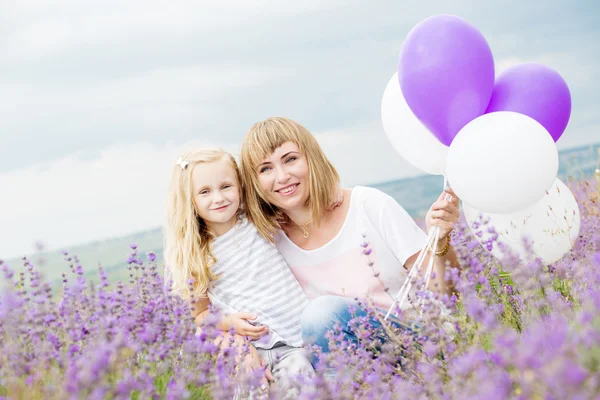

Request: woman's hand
left=327, top=186, right=344, bottom=211
left=426, top=188, right=460, bottom=241
left=227, top=313, right=269, bottom=340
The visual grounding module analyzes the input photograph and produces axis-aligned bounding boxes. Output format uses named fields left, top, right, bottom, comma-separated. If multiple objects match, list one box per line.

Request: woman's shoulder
left=351, top=185, right=394, bottom=207
left=349, top=186, right=410, bottom=224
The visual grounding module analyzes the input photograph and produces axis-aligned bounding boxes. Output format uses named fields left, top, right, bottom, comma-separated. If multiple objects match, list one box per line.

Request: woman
left=239, top=117, right=460, bottom=355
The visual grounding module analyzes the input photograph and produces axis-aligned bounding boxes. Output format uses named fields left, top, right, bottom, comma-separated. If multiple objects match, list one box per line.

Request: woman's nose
left=275, top=166, right=291, bottom=183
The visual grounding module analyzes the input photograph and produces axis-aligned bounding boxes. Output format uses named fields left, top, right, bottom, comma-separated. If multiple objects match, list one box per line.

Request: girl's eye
left=222, top=185, right=232, bottom=190
left=200, top=190, right=209, bottom=195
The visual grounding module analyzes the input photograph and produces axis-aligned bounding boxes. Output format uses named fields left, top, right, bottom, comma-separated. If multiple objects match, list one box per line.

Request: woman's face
left=256, top=141, right=310, bottom=211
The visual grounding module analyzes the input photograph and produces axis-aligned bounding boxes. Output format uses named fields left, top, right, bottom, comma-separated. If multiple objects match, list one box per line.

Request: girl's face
left=256, top=141, right=309, bottom=212
left=191, top=157, right=241, bottom=236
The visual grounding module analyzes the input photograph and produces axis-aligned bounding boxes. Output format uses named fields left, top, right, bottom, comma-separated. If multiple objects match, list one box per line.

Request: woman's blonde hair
left=240, top=117, right=340, bottom=240
left=163, top=148, right=242, bottom=300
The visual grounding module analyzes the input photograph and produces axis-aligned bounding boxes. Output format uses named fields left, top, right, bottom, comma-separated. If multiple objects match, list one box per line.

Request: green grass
left=148, top=372, right=212, bottom=399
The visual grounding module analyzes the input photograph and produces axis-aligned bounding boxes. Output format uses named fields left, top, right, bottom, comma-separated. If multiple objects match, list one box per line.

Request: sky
left=1, top=0, right=598, bottom=259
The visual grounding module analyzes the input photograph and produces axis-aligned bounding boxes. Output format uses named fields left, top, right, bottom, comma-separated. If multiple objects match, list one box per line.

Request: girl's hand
left=228, top=313, right=269, bottom=340
left=240, top=345, right=275, bottom=388
left=327, top=187, right=344, bottom=211
left=426, top=188, right=460, bottom=241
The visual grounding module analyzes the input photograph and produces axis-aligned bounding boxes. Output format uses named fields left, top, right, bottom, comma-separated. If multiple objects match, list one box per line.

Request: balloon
left=381, top=72, right=448, bottom=175
left=446, top=111, right=558, bottom=214
left=464, top=178, right=580, bottom=264
left=486, top=63, right=571, bottom=142
left=398, top=14, right=495, bottom=146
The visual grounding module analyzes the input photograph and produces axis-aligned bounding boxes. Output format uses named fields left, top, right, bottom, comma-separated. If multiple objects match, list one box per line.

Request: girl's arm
left=190, top=297, right=269, bottom=340
left=190, top=297, right=274, bottom=383
left=190, top=296, right=227, bottom=331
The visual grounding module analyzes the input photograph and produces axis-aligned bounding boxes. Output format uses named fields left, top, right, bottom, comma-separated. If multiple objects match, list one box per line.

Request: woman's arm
left=366, top=186, right=459, bottom=294
left=404, top=239, right=459, bottom=295
left=416, top=187, right=461, bottom=294
left=431, top=239, right=460, bottom=294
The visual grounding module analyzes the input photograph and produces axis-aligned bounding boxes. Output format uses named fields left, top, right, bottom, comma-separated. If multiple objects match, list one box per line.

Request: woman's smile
left=276, top=183, right=299, bottom=196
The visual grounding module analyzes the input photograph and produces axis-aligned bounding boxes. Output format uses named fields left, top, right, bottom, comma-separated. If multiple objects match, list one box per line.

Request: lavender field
left=1, top=176, right=599, bottom=399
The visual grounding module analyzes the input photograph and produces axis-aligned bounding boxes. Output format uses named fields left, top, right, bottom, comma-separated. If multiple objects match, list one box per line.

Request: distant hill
left=4, top=142, right=599, bottom=288
left=4, top=228, right=164, bottom=289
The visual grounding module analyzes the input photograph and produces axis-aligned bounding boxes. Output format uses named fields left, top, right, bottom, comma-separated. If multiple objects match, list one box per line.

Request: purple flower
left=562, top=361, right=588, bottom=386
left=68, top=344, right=80, bottom=358
left=0, top=204, right=598, bottom=399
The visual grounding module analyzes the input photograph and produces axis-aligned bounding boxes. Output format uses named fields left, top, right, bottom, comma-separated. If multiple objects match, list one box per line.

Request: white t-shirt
left=208, top=215, right=308, bottom=349
left=274, top=186, right=428, bottom=311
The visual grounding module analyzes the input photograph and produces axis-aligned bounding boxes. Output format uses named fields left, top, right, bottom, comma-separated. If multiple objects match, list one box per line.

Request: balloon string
left=384, top=229, right=436, bottom=320
left=384, top=175, right=452, bottom=320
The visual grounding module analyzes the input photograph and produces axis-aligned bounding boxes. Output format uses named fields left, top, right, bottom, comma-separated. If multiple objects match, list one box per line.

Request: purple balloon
left=486, top=63, right=571, bottom=142
left=399, top=15, right=495, bottom=146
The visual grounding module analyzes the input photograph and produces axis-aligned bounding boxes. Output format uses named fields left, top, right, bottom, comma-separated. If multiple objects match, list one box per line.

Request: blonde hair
left=163, top=148, right=242, bottom=300
left=240, top=117, right=340, bottom=240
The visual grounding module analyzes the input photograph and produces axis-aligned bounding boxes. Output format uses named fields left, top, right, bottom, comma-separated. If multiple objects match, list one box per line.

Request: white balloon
left=446, top=111, right=558, bottom=213
left=381, top=72, right=448, bottom=175
left=463, top=178, right=580, bottom=264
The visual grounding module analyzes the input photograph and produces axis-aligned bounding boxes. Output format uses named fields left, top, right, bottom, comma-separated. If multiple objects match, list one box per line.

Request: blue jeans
left=300, top=295, right=419, bottom=365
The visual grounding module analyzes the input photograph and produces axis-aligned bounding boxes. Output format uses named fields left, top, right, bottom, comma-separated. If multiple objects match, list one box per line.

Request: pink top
left=274, top=186, right=428, bottom=310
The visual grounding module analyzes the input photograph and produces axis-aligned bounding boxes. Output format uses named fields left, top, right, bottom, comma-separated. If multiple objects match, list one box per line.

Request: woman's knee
left=301, top=295, right=354, bottom=334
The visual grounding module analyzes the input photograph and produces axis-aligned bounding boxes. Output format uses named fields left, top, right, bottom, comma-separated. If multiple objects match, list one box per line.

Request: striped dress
left=208, top=215, right=308, bottom=349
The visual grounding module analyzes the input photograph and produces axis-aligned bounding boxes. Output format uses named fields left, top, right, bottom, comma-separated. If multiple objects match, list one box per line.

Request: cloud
left=0, top=0, right=598, bottom=258
left=0, top=62, right=290, bottom=172
left=314, top=122, right=423, bottom=185
left=0, top=139, right=227, bottom=259
left=0, top=64, right=288, bottom=120
left=1, top=2, right=596, bottom=171
left=1, top=0, right=350, bottom=67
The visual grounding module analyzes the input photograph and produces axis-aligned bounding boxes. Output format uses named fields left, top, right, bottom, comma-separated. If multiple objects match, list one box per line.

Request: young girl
left=163, top=148, right=315, bottom=392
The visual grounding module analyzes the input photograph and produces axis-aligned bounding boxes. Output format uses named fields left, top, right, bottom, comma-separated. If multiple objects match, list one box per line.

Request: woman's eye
left=286, top=156, right=297, bottom=163
left=259, top=166, right=271, bottom=173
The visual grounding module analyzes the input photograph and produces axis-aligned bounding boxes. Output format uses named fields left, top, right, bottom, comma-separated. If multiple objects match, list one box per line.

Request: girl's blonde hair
left=240, top=117, right=340, bottom=240
left=163, top=148, right=242, bottom=300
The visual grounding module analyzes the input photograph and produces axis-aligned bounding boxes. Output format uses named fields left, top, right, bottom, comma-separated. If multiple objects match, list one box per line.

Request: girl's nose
left=213, top=191, right=225, bottom=203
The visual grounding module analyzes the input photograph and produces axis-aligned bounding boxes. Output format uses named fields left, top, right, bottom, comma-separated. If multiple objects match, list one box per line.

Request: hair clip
left=175, top=156, right=189, bottom=170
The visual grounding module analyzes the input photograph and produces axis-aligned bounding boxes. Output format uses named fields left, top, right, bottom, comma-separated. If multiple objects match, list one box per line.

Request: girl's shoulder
left=212, top=214, right=248, bottom=246
left=238, top=213, right=249, bottom=225
left=233, top=213, right=273, bottom=243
